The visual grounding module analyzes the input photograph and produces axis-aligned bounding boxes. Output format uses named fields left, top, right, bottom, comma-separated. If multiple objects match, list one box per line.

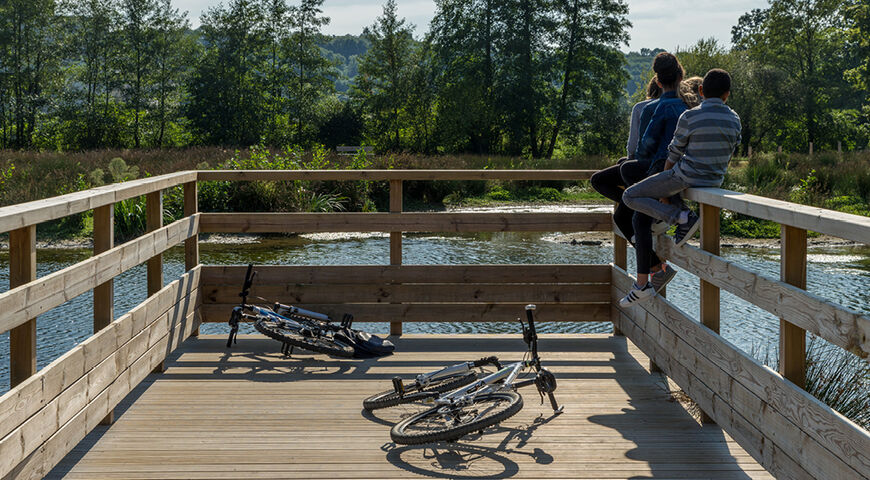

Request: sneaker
left=618, top=282, right=655, bottom=307
left=673, top=210, right=700, bottom=247
left=651, top=220, right=669, bottom=236
left=650, top=264, right=677, bottom=293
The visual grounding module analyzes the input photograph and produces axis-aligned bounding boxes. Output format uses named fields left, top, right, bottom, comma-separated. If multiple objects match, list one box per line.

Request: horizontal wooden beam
left=0, top=268, right=201, bottom=478
left=200, top=303, right=610, bottom=324
left=612, top=300, right=813, bottom=479
left=197, top=169, right=595, bottom=182
left=0, top=171, right=196, bottom=234
left=613, top=267, right=870, bottom=478
left=201, top=264, right=613, bottom=286
left=200, top=212, right=612, bottom=233
left=657, top=237, right=870, bottom=358
left=204, top=283, right=610, bottom=306
left=0, top=214, right=199, bottom=335
left=686, top=187, right=870, bottom=244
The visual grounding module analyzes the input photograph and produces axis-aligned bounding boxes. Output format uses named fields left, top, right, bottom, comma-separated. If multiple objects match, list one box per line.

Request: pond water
left=1, top=228, right=868, bottom=393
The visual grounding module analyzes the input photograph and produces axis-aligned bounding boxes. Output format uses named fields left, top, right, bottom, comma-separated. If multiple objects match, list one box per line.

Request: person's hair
left=652, top=52, right=684, bottom=89
left=679, top=76, right=704, bottom=108
left=702, top=69, right=731, bottom=99
left=646, top=75, right=662, bottom=99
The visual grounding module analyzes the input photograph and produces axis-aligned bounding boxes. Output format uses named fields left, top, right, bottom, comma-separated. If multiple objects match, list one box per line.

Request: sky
left=175, top=0, right=770, bottom=52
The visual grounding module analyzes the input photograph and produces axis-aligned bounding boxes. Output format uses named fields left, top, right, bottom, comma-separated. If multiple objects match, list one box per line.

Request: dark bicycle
left=227, top=264, right=392, bottom=358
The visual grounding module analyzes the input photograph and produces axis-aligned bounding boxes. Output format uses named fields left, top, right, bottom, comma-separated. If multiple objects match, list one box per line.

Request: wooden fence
left=0, top=169, right=867, bottom=479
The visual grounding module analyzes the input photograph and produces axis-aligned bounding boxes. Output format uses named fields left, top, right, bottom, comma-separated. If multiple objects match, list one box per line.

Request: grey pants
left=622, top=169, right=690, bottom=225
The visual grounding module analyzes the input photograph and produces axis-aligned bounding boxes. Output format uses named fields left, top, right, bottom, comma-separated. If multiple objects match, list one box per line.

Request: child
left=618, top=52, right=688, bottom=297
left=619, top=68, right=742, bottom=307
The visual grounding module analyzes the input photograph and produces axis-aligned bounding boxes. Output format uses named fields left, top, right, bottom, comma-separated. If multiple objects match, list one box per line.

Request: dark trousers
left=590, top=159, right=662, bottom=273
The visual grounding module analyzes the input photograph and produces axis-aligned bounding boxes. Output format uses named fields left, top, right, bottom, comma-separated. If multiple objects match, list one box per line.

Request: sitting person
left=590, top=76, right=662, bottom=246
left=619, top=68, right=742, bottom=307
left=679, top=76, right=704, bottom=109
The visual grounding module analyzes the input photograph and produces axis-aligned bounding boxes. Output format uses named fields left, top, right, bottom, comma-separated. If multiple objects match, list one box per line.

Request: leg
left=632, top=211, right=655, bottom=283
left=590, top=160, right=629, bottom=203
left=623, top=170, right=690, bottom=225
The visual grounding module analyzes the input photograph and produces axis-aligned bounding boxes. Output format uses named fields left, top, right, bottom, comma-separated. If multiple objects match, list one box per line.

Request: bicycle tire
left=254, top=317, right=355, bottom=358
left=363, top=372, right=478, bottom=411
left=390, top=391, right=523, bottom=445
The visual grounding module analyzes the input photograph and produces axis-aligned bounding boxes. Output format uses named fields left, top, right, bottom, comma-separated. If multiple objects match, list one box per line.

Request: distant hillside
left=624, top=48, right=664, bottom=99
left=321, top=34, right=371, bottom=93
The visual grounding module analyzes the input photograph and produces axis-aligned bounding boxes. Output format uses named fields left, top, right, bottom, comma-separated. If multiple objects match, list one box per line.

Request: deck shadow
left=383, top=415, right=559, bottom=479
left=588, top=336, right=755, bottom=480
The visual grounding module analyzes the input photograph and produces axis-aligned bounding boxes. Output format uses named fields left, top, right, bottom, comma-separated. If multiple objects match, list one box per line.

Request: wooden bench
left=336, top=145, right=373, bottom=155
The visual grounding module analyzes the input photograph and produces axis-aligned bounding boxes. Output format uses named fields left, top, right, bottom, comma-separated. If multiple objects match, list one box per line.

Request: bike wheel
left=390, top=391, right=523, bottom=445
left=254, top=317, right=355, bottom=358
left=363, top=372, right=478, bottom=411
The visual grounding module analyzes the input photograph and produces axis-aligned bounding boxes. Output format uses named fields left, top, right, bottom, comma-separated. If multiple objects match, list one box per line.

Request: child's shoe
left=651, top=220, right=669, bottom=235
left=650, top=264, right=677, bottom=293
left=674, top=210, right=700, bottom=247
left=618, top=282, right=655, bottom=307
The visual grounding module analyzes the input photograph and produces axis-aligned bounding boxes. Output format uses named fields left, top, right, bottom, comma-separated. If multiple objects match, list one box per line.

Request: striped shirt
left=668, top=98, right=742, bottom=187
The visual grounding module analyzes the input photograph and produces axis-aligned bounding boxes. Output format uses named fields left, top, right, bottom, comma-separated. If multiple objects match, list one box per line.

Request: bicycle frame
left=416, top=304, right=562, bottom=414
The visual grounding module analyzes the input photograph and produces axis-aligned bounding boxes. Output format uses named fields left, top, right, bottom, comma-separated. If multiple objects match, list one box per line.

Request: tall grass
left=753, top=336, right=869, bottom=429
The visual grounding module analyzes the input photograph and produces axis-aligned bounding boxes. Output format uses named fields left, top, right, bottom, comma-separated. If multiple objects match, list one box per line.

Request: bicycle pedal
left=392, top=377, right=405, bottom=397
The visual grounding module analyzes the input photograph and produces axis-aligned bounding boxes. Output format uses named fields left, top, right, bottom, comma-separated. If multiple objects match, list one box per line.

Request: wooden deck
left=49, top=334, right=772, bottom=479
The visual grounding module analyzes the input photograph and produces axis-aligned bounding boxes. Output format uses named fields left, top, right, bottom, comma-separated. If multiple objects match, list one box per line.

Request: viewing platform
left=0, top=170, right=868, bottom=479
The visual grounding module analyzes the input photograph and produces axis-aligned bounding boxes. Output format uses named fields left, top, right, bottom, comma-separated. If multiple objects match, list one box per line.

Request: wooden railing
left=196, top=169, right=607, bottom=334
left=0, top=172, right=201, bottom=479
left=612, top=186, right=870, bottom=480
left=0, top=168, right=868, bottom=479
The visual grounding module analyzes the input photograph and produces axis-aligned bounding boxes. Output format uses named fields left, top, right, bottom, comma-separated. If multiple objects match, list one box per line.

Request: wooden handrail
left=685, top=187, right=870, bottom=244
left=0, top=171, right=196, bottom=234
left=0, top=214, right=199, bottom=335
left=197, top=169, right=596, bottom=181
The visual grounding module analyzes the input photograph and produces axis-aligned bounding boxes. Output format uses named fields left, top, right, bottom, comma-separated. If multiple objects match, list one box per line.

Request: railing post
left=146, top=191, right=163, bottom=296
left=93, top=205, right=115, bottom=424
left=612, top=233, right=626, bottom=336
left=390, top=179, right=403, bottom=336
left=147, top=191, right=165, bottom=372
left=9, top=225, right=36, bottom=388
left=699, top=203, right=721, bottom=424
left=780, top=225, right=807, bottom=388
left=184, top=181, right=200, bottom=337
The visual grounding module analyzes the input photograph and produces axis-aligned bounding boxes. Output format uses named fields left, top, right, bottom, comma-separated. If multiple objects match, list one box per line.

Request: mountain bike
left=368, top=305, right=563, bottom=445
left=226, top=264, right=356, bottom=358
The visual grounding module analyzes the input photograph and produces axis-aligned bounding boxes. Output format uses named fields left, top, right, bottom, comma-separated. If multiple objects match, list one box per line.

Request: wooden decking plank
left=48, top=334, right=772, bottom=479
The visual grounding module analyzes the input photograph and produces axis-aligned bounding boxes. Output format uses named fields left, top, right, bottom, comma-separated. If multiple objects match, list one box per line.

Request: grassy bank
left=0, top=147, right=868, bottom=240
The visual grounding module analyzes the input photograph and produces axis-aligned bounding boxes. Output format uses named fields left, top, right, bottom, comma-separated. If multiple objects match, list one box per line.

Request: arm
left=635, top=108, right=663, bottom=161
left=626, top=102, right=643, bottom=158
left=665, top=113, right=690, bottom=170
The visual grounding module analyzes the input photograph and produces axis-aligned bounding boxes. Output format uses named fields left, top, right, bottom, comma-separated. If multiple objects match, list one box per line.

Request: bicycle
left=226, top=264, right=356, bottom=358
left=367, top=304, right=563, bottom=445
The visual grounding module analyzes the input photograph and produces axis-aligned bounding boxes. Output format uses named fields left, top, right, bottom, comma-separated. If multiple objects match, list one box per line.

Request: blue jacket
left=634, top=91, right=687, bottom=174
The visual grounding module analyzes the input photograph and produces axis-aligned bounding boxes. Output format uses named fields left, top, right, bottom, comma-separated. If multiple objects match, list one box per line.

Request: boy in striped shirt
left=619, top=68, right=742, bottom=307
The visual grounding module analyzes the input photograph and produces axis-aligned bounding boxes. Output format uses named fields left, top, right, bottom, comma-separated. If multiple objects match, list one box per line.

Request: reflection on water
left=0, top=232, right=868, bottom=392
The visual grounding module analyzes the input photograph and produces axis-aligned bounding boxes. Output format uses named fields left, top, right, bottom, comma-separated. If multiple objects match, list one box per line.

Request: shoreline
left=0, top=203, right=865, bottom=251
left=0, top=232, right=862, bottom=251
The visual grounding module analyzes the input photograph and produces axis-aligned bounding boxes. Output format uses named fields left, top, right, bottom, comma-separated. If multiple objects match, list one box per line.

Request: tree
left=750, top=0, right=850, bottom=147
left=0, top=0, right=62, bottom=148
left=120, top=0, right=157, bottom=148
left=846, top=0, right=870, bottom=98
left=541, top=0, right=629, bottom=158
left=352, top=0, right=415, bottom=151
left=287, top=0, right=334, bottom=145
left=67, top=0, right=123, bottom=148
left=151, top=0, right=193, bottom=147
left=188, top=0, right=266, bottom=145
